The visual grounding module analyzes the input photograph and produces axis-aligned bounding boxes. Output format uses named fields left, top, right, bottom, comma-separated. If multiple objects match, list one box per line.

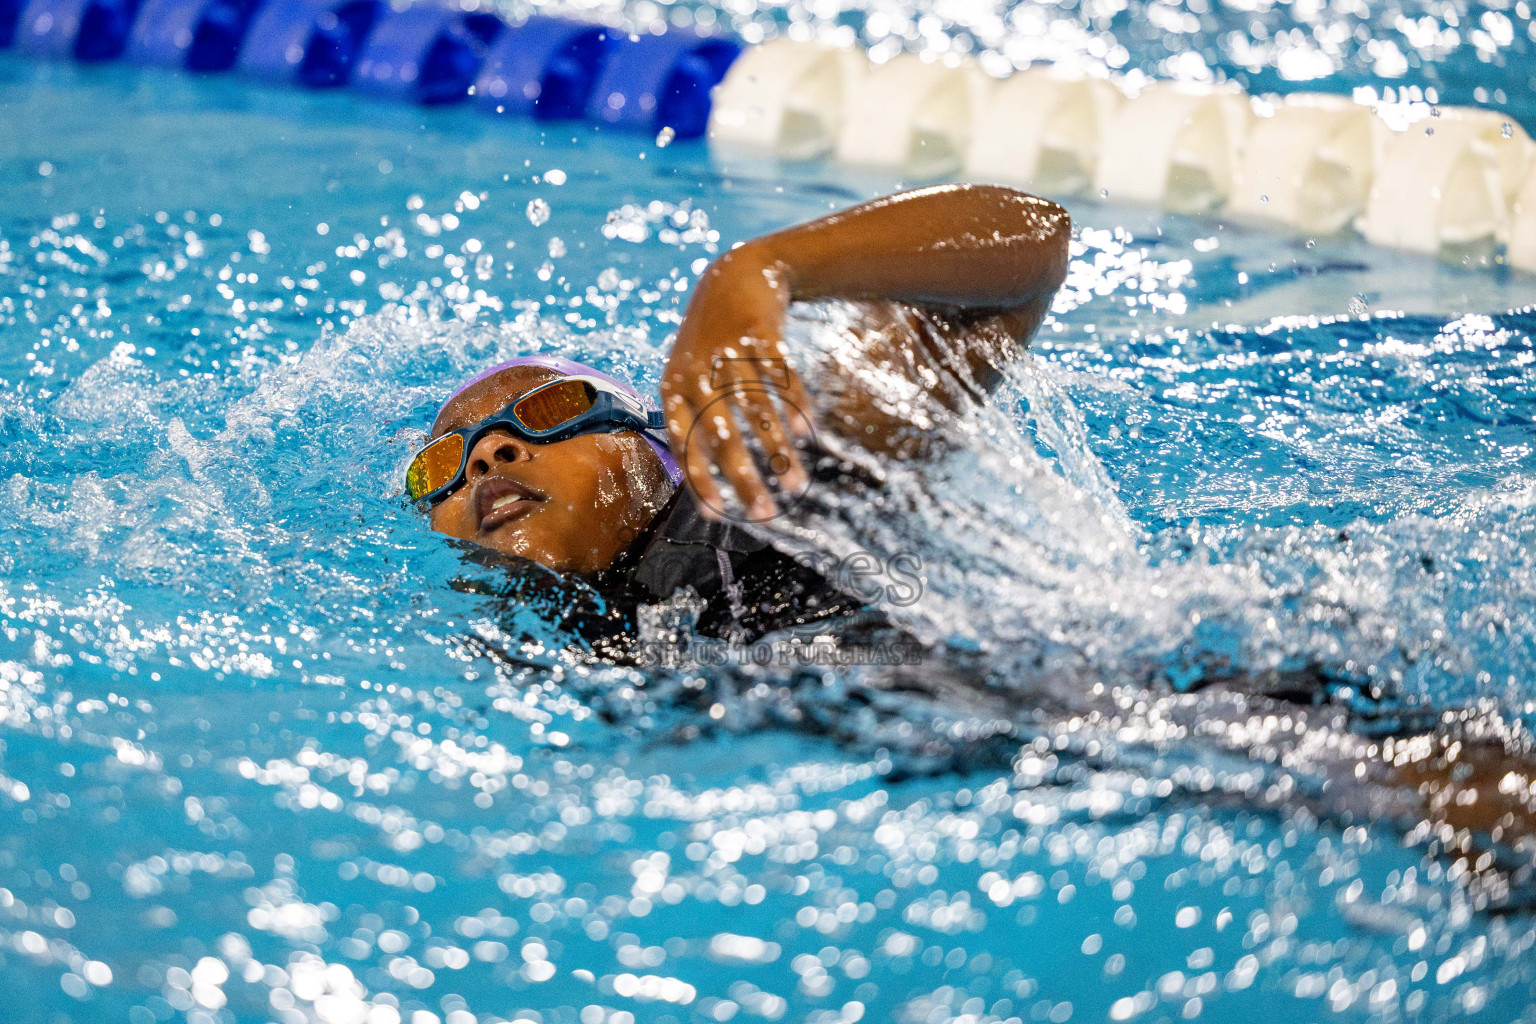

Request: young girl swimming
left=406, top=183, right=1070, bottom=639
left=404, top=183, right=1536, bottom=890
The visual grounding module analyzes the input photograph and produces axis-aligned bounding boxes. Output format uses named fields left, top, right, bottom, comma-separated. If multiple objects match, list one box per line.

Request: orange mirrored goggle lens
left=512, top=379, right=597, bottom=432
left=405, top=432, right=465, bottom=501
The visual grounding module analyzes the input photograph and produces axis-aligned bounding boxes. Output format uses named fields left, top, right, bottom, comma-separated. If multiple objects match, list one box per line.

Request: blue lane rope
left=2, top=0, right=742, bottom=133
left=351, top=5, right=501, bottom=105
left=125, top=0, right=262, bottom=70
left=474, top=16, right=610, bottom=121
left=586, top=30, right=739, bottom=139
left=16, top=0, right=143, bottom=60
left=237, top=0, right=380, bottom=87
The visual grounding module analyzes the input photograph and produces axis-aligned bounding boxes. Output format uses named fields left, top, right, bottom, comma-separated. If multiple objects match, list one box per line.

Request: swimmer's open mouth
left=475, top=475, right=546, bottom=532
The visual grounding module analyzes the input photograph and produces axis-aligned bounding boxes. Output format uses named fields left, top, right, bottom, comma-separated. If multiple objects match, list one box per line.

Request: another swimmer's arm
left=664, top=184, right=1071, bottom=519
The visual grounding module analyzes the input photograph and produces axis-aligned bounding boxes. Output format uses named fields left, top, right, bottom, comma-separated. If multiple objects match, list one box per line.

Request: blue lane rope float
left=1, top=0, right=29, bottom=46
left=125, top=0, right=263, bottom=70
left=16, top=0, right=142, bottom=59
left=237, top=0, right=379, bottom=87
left=2, top=0, right=743, bottom=137
left=351, top=4, right=500, bottom=105
left=586, top=30, right=739, bottom=139
left=473, top=15, right=610, bottom=121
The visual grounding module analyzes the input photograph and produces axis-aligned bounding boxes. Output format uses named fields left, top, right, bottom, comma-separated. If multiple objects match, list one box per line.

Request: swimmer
left=406, top=184, right=1536, bottom=885
left=408, top=183, right=1069, bottom=640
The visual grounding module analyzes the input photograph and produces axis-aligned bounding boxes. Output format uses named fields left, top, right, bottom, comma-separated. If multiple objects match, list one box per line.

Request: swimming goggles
left=405, top=375, right=667, bottom=504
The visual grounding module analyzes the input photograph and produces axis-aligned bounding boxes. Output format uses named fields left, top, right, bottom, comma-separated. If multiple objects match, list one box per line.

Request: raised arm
left=662, top=183, right=1071, bottom=520
left=738, top=183, right=1070, bottom=309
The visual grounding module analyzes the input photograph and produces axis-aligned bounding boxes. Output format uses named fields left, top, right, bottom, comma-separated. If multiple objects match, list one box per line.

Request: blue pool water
left=3, top=2, right=1536, bottom=1021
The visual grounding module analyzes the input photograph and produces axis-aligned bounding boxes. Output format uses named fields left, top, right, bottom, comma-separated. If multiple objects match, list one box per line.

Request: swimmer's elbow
left=989, top=186, right=1071, bottom=308
left=1038, top=203, right=1072, bottom=291
left=1020, top=191, right=1071, bottom=269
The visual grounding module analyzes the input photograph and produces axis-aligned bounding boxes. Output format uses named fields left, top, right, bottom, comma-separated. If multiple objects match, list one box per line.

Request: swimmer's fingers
left=670, top=392, right=775, bottom=522
left=665, top=393, right=726, bottom=519
left=782, top=365, right=816, bottom=444
left=707, top=404, right=779, bottom=522
left=662, top=389, right=695, bottom=458
left=780, top=366, right=817, bottom=436
left=730, top=387, right=807, bottom=494
left=682, top=431, right=728, bottom=521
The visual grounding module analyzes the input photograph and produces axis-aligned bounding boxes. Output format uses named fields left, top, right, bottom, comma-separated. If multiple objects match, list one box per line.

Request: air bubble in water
left=526, top=198, right=550, bottom=227
left=655, top=126, right=676, bottom=148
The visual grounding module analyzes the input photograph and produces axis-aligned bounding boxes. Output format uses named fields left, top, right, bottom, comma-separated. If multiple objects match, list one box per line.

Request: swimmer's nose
left=464, top=430, right=532, bottom=482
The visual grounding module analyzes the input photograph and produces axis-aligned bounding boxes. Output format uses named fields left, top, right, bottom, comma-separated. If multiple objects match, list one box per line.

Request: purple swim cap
left=440, top=355, right=683, bottom=487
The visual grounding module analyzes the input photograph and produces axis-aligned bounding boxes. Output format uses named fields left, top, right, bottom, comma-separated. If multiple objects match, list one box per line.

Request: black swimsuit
left=451, top=482, right=873, bottom=667
left=603, top=486, right=869, bottom=644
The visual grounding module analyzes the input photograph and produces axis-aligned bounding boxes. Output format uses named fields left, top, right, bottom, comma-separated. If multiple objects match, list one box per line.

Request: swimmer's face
left=424, top=366, right=673, bottom=574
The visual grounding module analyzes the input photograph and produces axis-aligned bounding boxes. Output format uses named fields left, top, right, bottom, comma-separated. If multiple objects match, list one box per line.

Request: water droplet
left=1100, top=188, right=1109, bottom=198
left=655, top=126, right=676, bottom=148
left=526, top=198, right=550, bottom=227
left=1425, top=126, right=1435, bottom=136
left=1305, top=238, right=1316, bottom=248
left=544, top=168, right=567, bottom=186
left=537, top=261, right=554, bottom=281
left=1430, top=105, right=1440, bottom=117
left=597, top=267, right=621, bottom=291
left=1260, top=194, right=1269, bottom=203
left=1502, top=122, right=1515, bottom=138
left=1348, top=296, right=1368, bottom=316
left=547, top=237, right=566, bottom=259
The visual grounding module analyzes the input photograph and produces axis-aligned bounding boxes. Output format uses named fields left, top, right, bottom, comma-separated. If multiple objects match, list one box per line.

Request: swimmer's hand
left=663, top=183, right=1071, bottom=522
left=666, top=181, right=1075, bottom=521
left=662, top=241, right=811, bottom=522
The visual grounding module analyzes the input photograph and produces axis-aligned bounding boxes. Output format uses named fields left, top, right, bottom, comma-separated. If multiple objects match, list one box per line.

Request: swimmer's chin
left=467, top=532, right=551, bottom=567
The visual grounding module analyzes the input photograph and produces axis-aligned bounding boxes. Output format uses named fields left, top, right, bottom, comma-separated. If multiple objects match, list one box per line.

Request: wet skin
left=421, top=187, right=1536, bottom=866
left=426, top=365, right=673, bottom=574
left=425, top=183, right=1074, bottom=565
